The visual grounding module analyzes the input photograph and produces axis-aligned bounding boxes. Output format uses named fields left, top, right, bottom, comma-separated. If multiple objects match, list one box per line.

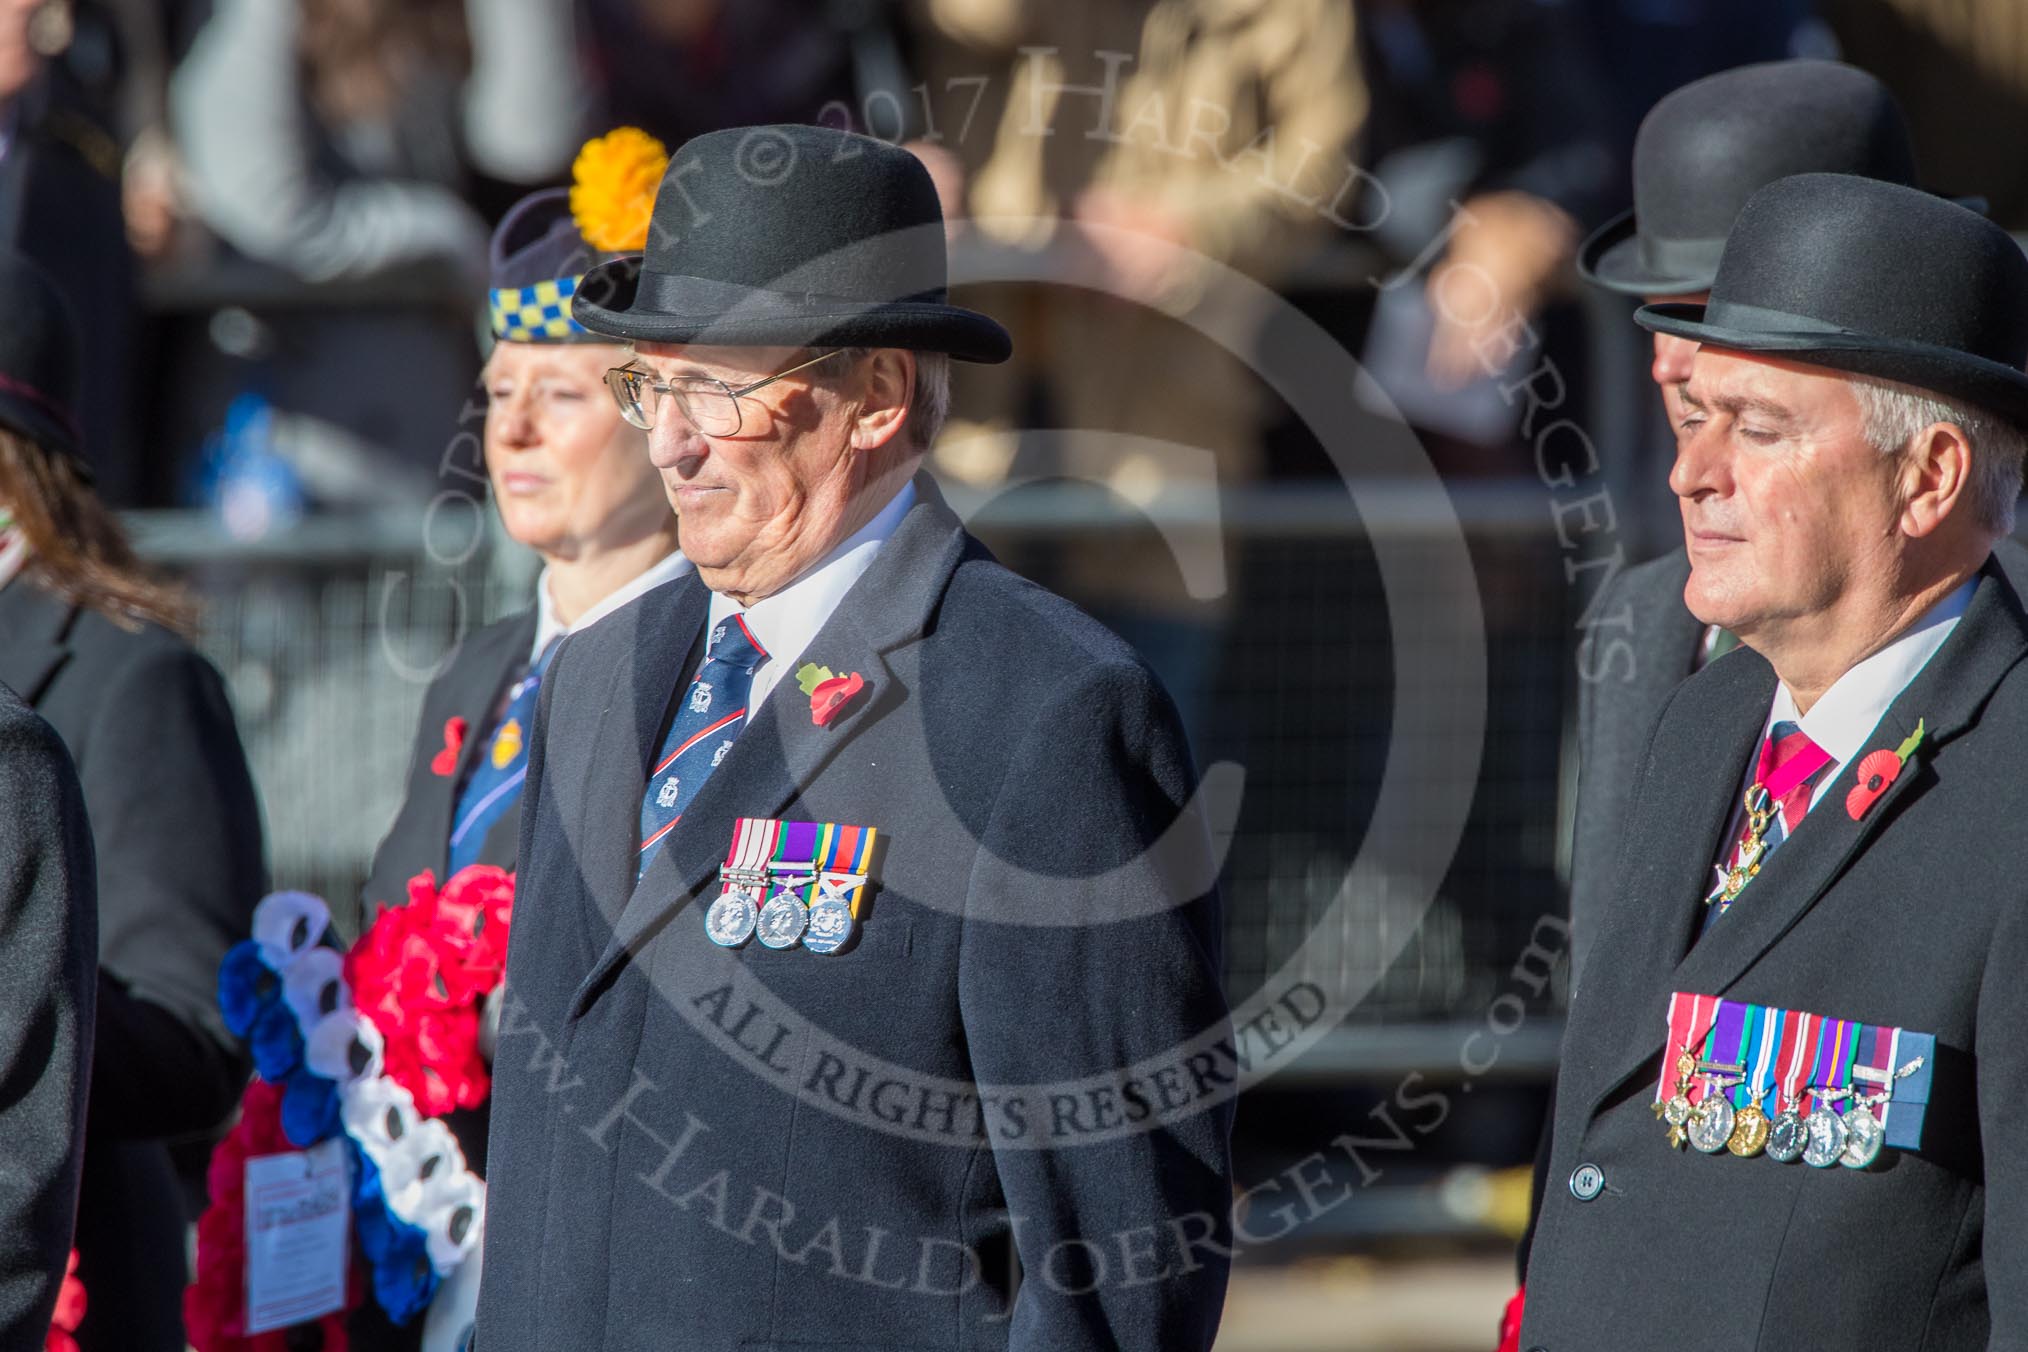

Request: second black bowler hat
left=572, top=124, right=1011, bottom=363
left=1636, top=173, right=2028, bottom=427
left=1580, top=60, right=1936, bottom=297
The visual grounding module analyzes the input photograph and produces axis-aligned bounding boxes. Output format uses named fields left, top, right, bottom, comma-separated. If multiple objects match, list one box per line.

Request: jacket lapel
left=571, top=475, right=970, bottom=1014
left=0, top=583, right=74, bottom=706
left=1564, top=646, right=1774, bottom=1110
left=1579, top=563, right=2028, bottom=1115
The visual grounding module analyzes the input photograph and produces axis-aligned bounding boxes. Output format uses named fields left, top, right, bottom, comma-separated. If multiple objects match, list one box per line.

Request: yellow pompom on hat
left=570, top=127, right=669, bottom=253
left=487, top=127, right=669, bottom=343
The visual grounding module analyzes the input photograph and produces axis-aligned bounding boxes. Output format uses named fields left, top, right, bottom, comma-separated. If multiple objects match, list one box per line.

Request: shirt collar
left=533, top=547, right=692, bottom=660
left=707, top=479, right=916, bottom=668
left=1768, top=575, right=1976, bottom=768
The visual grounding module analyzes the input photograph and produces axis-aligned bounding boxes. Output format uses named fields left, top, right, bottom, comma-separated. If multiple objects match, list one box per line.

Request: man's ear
left=1900, top=421, right=1974, bottom=540
left=849, top=350, right=912, bottom=452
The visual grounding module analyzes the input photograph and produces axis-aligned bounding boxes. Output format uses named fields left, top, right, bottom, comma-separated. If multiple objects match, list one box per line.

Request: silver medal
left=704, top=889, right=759, bottom=948
left=1662, top=1094, right=1693, bottom=1127
left=1688, top=1095, right=1737, bottom=1154
left=1803, top=1106, right=1849, bottom=1168
left=1841, top=1104, right=1885, bottom=1169
left=1766, top=1108, right=1807, bottom=1163
left=802, top=896, right=855, bottom=954
left=756, top=895, right=809, bottom=948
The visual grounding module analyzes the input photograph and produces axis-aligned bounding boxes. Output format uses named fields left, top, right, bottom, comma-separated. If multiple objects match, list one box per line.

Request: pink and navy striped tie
left=1708, top=719, right=1830, bottom=925
left=637, top=615, right=767, bottom=877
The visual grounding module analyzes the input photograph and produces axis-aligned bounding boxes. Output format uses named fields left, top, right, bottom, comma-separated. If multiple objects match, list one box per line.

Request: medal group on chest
left=704, top=816, right=878, bottom=955
left=1654, top=993, right=1933, bottom=1171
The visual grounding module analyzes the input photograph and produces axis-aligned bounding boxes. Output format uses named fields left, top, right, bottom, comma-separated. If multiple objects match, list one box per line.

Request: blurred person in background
left=345, top=131, right=685, bottom=1351
left=161, top=0, right=587, bottom=503
left=906, top=0, right=1366, bottom=710
left=1350, top=0, right=1615, bottom=464
left=0, top=691, right=95, bottom=1352
left=0, top=250, right=264, bottom=1351
left=171, top=0, right=583, bottom=286
left=578, top=0, right=858, bottom=148
left=0, top=0, right=142, bottom=505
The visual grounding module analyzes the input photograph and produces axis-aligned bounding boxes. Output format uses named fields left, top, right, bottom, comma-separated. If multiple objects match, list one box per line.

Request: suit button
left=1569, top=1163, right=1604, bottom=1201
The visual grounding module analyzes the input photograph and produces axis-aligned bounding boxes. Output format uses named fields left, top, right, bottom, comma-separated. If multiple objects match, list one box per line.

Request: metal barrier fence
left=130, top=478, right=1577, bottom=1039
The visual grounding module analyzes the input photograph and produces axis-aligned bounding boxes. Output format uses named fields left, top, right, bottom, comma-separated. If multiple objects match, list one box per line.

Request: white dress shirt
left=532, top=548, right=692, bottom=662
left=1757, top=576, right=1974, bottom=792
left=705, top=479, right=916, bottom=715
left=1711, top=575, right=1975, bottom=890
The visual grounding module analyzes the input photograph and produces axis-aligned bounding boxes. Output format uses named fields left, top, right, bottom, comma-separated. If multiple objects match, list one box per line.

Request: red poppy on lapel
left=1845, top=750, right=1902, bottom=820
left=431, top=717, right=470, bottom=777
left=1845, top=720, right=1927, bottom=821
left=810, top=672, right=867, bottom=727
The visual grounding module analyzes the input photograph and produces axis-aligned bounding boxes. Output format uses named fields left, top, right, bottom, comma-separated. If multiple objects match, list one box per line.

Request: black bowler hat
left=1637, top=174, right=2028, bottom=426
left=572, top=124, right=1011, bottom=363
left=1580, top=60, right=1944, bottom=297
left=0, top=250, right=84, bottom=459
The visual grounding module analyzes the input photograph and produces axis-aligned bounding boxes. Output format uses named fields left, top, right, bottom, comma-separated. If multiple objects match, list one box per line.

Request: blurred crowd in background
left=36, top=0, right=2028, bottom=528
left=19, top=1, right=2028, bottom=1344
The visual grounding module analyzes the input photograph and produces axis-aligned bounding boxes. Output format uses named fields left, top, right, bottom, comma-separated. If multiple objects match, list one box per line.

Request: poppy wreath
left=189, top=871, right=512, bottom=1347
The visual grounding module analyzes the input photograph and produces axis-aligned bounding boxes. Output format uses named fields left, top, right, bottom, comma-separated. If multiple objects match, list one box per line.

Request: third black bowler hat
left=1580, top=60, right=1950, bottom=297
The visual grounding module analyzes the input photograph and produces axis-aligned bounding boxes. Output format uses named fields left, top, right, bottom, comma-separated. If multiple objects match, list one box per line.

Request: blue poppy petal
left=218, top=942, right=280, bottom=1038
left=248, top=1001, right=304, bottom=1082
left=280, top=1069, right=342, bottom=1147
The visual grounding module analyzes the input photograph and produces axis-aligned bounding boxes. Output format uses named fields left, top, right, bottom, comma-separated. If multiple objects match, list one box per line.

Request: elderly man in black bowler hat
left=473, top=124, right=1233, bottom=1352
left=1565, top=59, right=2028, bottom=987
left=0, top=681, right=94, bottom=1352
left=1522, top=171, right=2028, bottom=1351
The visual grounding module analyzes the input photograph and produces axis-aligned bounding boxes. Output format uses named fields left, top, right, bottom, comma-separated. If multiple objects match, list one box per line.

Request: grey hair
left=1849, top=374, right=2026, bottom=536
left=831, top=347, right=951, bottom=454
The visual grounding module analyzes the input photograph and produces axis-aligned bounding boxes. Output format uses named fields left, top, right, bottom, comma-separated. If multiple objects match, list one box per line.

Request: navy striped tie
left=637, top=615, right=768, bottom=877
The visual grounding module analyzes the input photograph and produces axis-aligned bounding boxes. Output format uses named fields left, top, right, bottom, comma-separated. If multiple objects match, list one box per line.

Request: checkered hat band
left=488, top=274, right=587, bottom=342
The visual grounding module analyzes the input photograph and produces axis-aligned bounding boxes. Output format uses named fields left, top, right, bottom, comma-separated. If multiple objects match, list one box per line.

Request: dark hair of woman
left=0, top=429, right=198, bottom=636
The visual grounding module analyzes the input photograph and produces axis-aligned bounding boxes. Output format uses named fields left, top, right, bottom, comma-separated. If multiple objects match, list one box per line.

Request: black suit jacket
left=0, top=683, right=95, bottom=1352
left=0, top=583, right=265, bottom=1352
left=1525, top=561, right=2028, bottom=1350
left=355, top=608, right=539, bottom=936
left=475, top=478, right=1234, bottom=1352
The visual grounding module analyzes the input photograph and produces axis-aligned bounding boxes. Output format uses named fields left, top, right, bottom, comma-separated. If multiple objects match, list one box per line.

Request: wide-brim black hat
left=0, top=249, right=84, bottom=459
left=572, top=124, right=1010, bottom=362
left=1636, top=173, right=2028, bottom=427
left=1581, top=60, right=1950, bottom=297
